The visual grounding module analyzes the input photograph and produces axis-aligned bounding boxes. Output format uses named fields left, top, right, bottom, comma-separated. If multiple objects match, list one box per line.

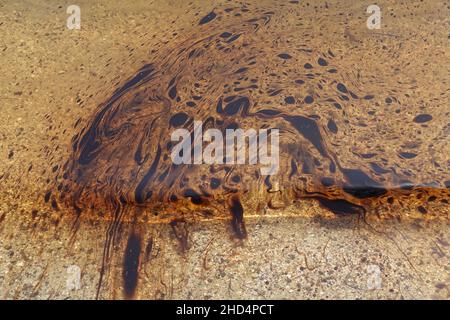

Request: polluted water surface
left=1, top=0, right=449, bottom=299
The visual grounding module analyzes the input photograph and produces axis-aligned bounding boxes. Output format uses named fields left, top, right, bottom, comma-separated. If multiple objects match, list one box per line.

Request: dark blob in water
left=284, top=115, right=328, bottom=157
left=341, top=168, right=387, bottom=198
left=168, top=86, right=177, bottom=99
left=284, top=96, right=295, bottom=104
left=134, top=145, right=162, bottom=204
left=320, top=177, right=334, bottom=187
left=337, top=83, right=347, bottom=93
left=170, top=112, right=189, bottom=127
left=314, top=197, right=365, bottom=215
left=199, top=11, right=217, bottom=25
left=417, top=206, right=427, bottom=214
left=210, top=177, right=221, bottom=189
left=77, top=134, right=101, bottom=165
left=222, top=96, right=250, bottom=116
left=184, top=188, right=204, bottom=205
left=44, top=191, right=51, bottom=203
left=318, top=58, right=328, bottom=66
left=220, top=32, right=232, bottom=38
left=304, top=95, right=314, bottom=104
left=327, top=119, right=338, bottom=134
left=278, top=53, right=292, bottom=59
left=413, top=114, right=433, bottom=123
left=123, top=232, right=141, bottom=299
left=257, top=109, right=282, bottom=116
left=399, top=152, right=417, bottom=159
left=113, top=64, right=156, bottom=97
left=370, top=162, right=390, bottom=174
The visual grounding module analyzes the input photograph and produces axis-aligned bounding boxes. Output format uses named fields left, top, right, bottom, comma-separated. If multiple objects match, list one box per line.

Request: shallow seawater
left=41, top=2, right=450, bottom=296
left=48, top=1, right=449, bottom=232
left=1, top=0, right=449, bottom=299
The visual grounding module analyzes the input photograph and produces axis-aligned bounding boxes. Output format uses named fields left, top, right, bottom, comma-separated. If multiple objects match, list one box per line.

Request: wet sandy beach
left=0, top=0, right=449, bottom=299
